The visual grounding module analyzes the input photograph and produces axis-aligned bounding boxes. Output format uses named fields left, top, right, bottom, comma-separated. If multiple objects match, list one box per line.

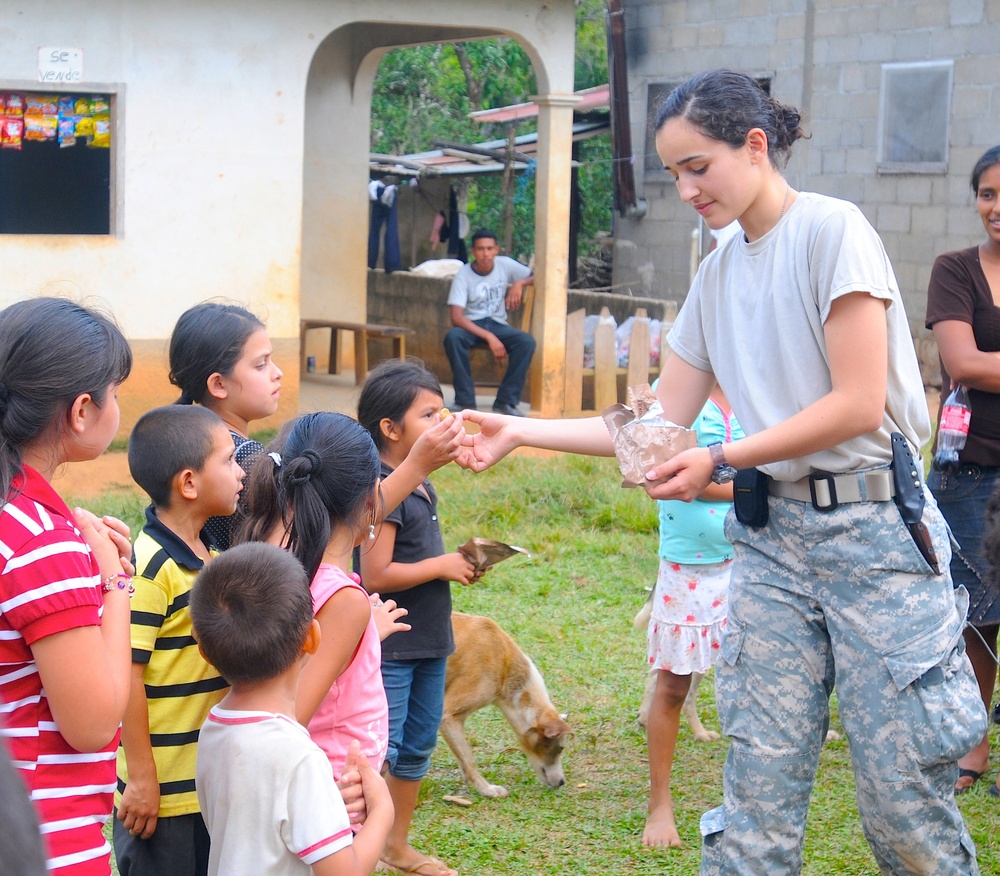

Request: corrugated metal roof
left=467, top=84, right=610, bottom=124
left=370, top=119, right=608, bottom=178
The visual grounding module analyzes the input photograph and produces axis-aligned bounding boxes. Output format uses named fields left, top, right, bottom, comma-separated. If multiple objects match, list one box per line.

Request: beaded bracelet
left=102, top=573, right=135, bottom=597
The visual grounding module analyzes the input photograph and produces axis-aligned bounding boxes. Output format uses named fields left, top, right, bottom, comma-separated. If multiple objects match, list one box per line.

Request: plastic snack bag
left=58, top=115, right=76, bottom=147
left=24, top=113, right=56, bottom=141
left=1, top=117, right=24, bottom=150
left=90, top=113, right=111, bottom=148
left=75, top=114, right=95, bottom=140
left=602, top=384, right=697, bottom=488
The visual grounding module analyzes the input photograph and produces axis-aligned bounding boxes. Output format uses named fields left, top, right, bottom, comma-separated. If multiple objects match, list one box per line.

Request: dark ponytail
left=236, top=412, right=380, bottom=581
left=654, top=70, right=807, bottom=168
left=0, top=297, right=132, bottom=500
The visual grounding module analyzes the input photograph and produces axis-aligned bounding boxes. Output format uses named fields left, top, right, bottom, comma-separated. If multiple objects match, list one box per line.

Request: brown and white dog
left=440, top=612, right=571, bottom=798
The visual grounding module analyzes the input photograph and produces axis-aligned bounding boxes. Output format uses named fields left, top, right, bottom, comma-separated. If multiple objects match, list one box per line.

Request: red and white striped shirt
left=0, top=465, right=117, bottom=876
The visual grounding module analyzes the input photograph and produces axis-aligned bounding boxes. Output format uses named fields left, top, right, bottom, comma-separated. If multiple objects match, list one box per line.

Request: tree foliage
left=370, top=0, right=611, bottom=262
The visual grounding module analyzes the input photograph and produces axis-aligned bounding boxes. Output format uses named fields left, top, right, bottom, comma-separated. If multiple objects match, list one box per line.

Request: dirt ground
left=53, top=454, right=138, bottom=500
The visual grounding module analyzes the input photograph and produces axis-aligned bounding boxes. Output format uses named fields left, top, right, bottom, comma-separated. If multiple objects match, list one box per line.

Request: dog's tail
left=633, top=590, right=653, bottom=632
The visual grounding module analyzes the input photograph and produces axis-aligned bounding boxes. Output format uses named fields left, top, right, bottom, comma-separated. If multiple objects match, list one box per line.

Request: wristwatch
left=708, top=442, right=737, bottom=485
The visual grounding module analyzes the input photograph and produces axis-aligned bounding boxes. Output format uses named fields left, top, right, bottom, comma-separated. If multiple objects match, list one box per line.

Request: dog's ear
left=541, top=715, right=571, bottom=738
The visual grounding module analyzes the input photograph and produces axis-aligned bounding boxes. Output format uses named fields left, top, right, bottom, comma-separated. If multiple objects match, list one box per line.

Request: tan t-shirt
left=668, top=192, right=930, bottom=482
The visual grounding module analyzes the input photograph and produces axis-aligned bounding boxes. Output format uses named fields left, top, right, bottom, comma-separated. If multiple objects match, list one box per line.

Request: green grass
left=83, top=453, right=1000, bottom=875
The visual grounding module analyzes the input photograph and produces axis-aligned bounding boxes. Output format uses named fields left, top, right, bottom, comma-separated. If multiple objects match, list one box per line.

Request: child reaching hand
left=358, top=360, right=479, bottom=876
left=642, top=385, right=743, bottom=850
left=191, top=542, right=393, bottom=876
left=168, top=302, right=282, bottom=550
left=0, top=298, right=134, bottom=875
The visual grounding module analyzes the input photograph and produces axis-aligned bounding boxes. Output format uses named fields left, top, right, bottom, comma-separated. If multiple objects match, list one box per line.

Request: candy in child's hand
left=440, top=408, right=451, bottom=420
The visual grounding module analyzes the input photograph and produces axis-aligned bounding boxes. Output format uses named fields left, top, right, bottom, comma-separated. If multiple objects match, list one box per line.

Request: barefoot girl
left=458, top=70, right=983, bottom=874
left=0, top=298, right=134, bottom=875
left=643, top=385, right=742, bottom=849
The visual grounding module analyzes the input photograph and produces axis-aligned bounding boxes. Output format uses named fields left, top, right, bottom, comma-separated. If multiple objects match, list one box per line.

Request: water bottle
left=934, top=383, right=971, bottom=469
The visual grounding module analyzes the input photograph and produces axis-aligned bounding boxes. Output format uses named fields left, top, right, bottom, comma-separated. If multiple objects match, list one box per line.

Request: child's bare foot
left=379, top=846, right=457, bottom=876
left=642, top=801, right=682, bottom=848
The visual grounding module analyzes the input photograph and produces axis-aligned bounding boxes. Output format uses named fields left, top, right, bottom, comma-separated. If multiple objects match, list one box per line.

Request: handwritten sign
left=38, top=47, right=83, bottom=83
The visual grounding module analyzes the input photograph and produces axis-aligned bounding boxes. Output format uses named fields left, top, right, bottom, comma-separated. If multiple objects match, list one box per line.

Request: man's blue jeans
left=444, top=318, right=535, bottom=409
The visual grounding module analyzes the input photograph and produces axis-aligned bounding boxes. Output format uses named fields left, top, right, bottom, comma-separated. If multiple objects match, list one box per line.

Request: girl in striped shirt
left=0, top=298, right=134, bottom=875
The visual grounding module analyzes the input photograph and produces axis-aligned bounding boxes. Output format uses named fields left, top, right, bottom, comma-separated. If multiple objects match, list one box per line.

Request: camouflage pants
left=700, top=490, right=985, bottom=876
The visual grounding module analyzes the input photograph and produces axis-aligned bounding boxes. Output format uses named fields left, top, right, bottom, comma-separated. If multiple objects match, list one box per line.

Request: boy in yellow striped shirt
left=114, top=405, right=244, bottom=876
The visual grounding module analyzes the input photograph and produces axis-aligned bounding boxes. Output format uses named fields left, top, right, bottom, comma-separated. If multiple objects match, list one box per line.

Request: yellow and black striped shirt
left=115, top=507, right=228, bottom=817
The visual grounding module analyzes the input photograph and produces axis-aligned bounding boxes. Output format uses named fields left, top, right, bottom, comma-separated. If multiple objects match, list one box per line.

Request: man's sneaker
left=492, top=402, right=527, bottom=417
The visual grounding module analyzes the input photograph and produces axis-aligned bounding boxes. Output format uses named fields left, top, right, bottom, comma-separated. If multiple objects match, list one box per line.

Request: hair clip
left=268, top=452, right=282, bottom=467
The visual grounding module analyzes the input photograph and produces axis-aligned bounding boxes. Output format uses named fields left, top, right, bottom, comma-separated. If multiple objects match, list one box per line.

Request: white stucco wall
left=1, top=4, right=313, bottom=339
left=0, top=1, right=576, bottom=425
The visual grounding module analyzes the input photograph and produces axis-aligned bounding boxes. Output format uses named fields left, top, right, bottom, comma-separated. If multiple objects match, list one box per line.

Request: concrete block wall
left=365, top=270, right=677, bottom=398
left=617, top=0, right=1000, bottom=385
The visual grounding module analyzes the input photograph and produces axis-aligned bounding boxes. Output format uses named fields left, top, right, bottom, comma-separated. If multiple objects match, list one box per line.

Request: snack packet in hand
left=602, top=384, right=697, bottom=488
left=457, top=538, right=530, bottom=573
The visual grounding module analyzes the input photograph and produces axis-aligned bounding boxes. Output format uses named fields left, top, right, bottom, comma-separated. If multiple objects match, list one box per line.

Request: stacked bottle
left=933, top=384, right=971, bottom=469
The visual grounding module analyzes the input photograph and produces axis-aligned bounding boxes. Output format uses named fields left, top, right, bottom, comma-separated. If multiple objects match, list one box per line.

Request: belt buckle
left=808, top=472, right=839, bottom=512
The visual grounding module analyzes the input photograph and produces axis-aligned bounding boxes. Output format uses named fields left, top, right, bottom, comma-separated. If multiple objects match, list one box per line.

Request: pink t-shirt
left=307, top=564, right=387, bottom=779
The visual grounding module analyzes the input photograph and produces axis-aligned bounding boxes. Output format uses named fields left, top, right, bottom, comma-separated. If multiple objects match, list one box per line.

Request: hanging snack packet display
left=0, top=91, right=108, bottom=150
left=602, top=384, right=697, bottom=488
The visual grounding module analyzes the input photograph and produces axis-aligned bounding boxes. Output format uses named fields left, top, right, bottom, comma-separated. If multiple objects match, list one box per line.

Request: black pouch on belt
left=733, top=468, right=771, bottom=528
left=890, top=432, right=940, bottom=574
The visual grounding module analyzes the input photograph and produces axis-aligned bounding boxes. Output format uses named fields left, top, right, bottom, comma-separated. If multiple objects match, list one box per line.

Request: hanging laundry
left=368, top=179, right=402, bottom=273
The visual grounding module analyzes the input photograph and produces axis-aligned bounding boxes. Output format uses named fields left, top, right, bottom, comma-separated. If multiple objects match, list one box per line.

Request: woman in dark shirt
left=926, top=144, right=1000, bottom=795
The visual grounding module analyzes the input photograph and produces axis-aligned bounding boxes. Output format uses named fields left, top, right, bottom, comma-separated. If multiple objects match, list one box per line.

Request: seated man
left=444, top=229, right=535, bottom=417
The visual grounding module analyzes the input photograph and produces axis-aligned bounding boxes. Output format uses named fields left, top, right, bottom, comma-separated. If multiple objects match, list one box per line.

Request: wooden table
left=300, top=319, right=413, bottom=385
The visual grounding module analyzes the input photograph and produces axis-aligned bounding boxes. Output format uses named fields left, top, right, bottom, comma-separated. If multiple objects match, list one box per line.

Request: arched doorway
left=300, top=9, right=578, bottom=415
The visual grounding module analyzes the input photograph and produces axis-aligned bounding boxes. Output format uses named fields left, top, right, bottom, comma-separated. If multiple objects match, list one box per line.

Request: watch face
left=712, top=464, right=737, bottom=485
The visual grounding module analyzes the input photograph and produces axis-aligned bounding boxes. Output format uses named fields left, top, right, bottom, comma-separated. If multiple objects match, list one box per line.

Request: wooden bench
left=299, top=319, right=413, bottom=385
left=563, top=303, right=678, bottom=413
